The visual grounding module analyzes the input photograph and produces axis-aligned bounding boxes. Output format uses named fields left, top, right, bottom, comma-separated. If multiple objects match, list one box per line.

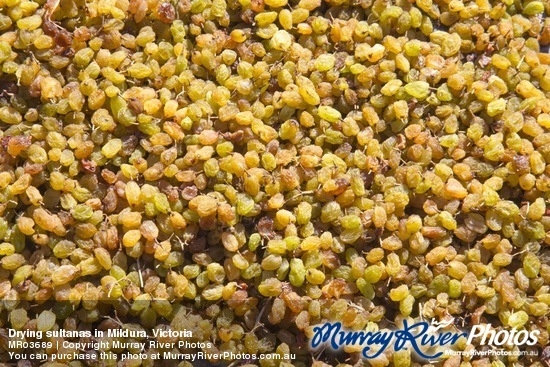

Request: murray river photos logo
left=309, top=320, right=540, bottom=359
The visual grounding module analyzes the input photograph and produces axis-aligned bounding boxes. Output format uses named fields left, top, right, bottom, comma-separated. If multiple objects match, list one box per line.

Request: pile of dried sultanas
left=0, top=0, right=549, bottom=366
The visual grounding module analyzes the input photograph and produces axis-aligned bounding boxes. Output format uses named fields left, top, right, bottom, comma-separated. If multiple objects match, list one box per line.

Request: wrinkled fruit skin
left=0, top=0, right=549, bottom=366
